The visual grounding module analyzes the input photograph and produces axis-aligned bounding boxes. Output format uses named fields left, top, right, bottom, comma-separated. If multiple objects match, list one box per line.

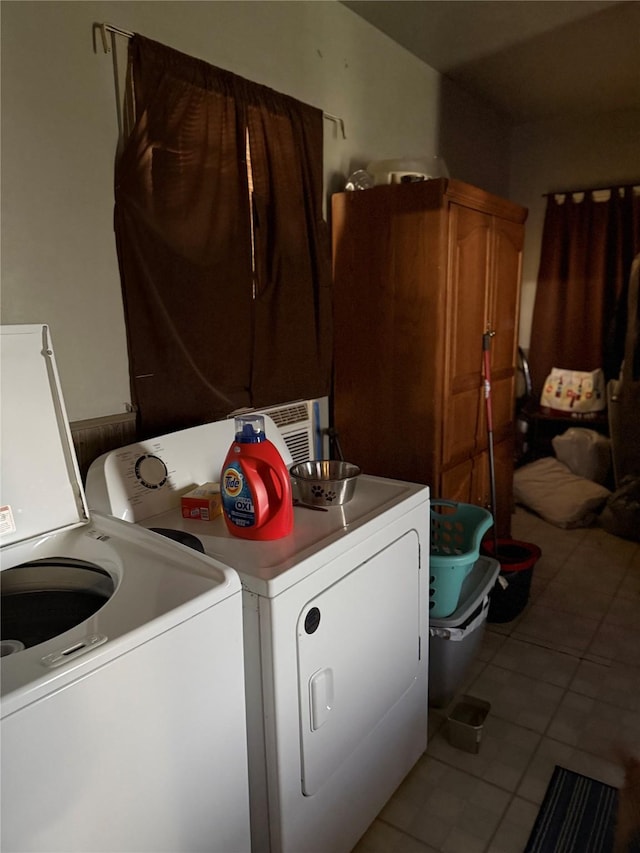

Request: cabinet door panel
left=447, top=205, right=491, bottom=394
left=445, top=204, right=490, bottom=465
left=444, top=388, right=482, bottom=464
left=490, top=218, right=523, bottom=377
left=441, top=441, right=513, bottom=538
left=332, top=187, right=444, bottom=486
left=440, top=458, right=474, bottom=505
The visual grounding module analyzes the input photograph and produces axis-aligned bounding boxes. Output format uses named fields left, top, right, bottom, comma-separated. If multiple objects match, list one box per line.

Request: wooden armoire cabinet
left=331, top=178, right=527, bottom=537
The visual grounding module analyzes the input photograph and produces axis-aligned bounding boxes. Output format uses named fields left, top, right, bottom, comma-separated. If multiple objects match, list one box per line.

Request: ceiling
left=341, top=0, right=640, bottom=124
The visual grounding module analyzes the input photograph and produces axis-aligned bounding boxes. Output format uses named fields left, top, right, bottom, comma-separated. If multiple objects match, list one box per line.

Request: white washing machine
left=86, top=410, right=431, bottom=852
left=0, top=325, right=251, bottom=853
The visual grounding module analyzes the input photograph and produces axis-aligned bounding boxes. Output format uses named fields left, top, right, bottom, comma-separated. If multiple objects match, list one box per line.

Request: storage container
left=428, top=555, right=499, bottom=708
left=429, top=500, right=494, bottom=618
left=446, top=695, right=491, bottom=753
left=483, top=539, right=541, bottom=623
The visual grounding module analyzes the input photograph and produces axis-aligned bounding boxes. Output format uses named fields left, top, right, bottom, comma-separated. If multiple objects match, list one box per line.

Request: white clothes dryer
left=86, top=411, right=431, bottom=853
left=0, top=325, right=251, bottom=853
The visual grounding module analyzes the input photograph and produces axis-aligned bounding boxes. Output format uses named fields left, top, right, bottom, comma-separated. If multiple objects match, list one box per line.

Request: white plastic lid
left=0, top=325, right=88, bottom=547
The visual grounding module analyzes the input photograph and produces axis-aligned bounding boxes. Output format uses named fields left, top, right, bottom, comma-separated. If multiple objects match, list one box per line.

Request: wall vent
left=252, top=401, right=314, bottom=465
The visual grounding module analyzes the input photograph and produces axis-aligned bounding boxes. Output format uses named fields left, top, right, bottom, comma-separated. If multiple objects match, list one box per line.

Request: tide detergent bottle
left=221, top=414, right=293, bottom=540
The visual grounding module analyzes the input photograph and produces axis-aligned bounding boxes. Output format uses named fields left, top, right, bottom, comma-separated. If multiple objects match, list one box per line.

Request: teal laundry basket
left=429, top=500, right=494, bottom=618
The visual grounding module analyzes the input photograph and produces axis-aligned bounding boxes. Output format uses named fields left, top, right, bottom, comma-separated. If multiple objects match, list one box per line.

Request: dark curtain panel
left=114, top=35, right=331, bottom=438
left=248, top=95, right=332, bottom=406
left=528, top=187, right=640, bottom=396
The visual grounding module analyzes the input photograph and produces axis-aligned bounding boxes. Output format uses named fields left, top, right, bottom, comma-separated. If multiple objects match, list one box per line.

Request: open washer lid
left=0, top=325, right=88, bottom=548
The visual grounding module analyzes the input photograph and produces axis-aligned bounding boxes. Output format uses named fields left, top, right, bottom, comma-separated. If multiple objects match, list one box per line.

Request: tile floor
left=353, top=506, right=640, bottom=853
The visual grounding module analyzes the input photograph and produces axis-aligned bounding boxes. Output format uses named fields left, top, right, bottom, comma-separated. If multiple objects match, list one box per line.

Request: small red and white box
left=181, top=483, right=223, bottom=521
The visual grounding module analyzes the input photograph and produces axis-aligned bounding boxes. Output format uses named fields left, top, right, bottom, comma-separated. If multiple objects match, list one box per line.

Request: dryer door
left=296, top=529, right=421, bottom=796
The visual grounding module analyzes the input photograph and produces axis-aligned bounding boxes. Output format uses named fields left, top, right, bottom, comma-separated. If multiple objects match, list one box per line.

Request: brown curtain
left=114, top=35, right=332, bottom=438
left=528, top=186, right=640, bottom=395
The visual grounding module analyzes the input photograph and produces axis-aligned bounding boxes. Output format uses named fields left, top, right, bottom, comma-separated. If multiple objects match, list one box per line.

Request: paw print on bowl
left=310, top=485, right=338, bottom=502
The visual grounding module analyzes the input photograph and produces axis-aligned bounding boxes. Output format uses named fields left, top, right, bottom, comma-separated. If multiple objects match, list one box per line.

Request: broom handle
left=483, top=331, right=499, bottom=553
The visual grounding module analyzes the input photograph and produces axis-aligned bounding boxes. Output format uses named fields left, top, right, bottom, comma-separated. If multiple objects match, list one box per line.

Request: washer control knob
left=134, top=454, right=168, bottom=489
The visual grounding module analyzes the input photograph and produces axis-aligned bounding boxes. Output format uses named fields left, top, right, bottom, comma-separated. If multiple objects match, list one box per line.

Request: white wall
left=510, top=108, right=640, bottom=352
left=1, top=0, right=510, bottom=421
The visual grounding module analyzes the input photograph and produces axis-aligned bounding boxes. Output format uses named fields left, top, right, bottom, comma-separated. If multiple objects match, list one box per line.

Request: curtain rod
left=97, top=23, right=134, bottom=51
left=96, top=22, right=347, bottom=138
left=543, top=181, right=640, bottom=197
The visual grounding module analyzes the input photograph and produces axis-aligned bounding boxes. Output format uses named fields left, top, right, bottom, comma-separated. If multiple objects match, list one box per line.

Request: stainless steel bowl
left=289, top=460, right=361, bottom=506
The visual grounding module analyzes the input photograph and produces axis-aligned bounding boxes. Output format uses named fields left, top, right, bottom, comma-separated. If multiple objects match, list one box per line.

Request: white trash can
left=428, top=556, right=500, bottom=708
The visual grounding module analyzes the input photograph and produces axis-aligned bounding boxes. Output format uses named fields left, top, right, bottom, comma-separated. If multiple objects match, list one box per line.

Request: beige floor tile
left=427, top=714, right=540, bottom=791
left=586, top=525, right=640, bottom=561
left=486, top=619, right=521, bottom=637
left=404, top=808, right=451, bottom=851
left=528, top=571, right=551, bottom=603
left=440, top=826, right=487, bottom=853
left=529, top=553, right=564, bottom=580
left=575, top=530, right=635, bottom=561
left=490, top=637, right=580, bottom=687
left=351, top=819, right=439, bottom=853
left=618, top=567, right=640, bottom=599
left=531, top=523, right=587, bottom=552
left=552, top=564, right=623, bottom=596
left=628, top=549, right=640, bottom=574
left=605, top=591, right=640, bottom=627
left=512, top=603, right=600, bottom=652
left=588, top=618, right=640, bottom=666
left=516, top=737, right=624, bottom=805
left=554, top=547, right=629, bottom=591
left=379, top=754, right=448, bottom=830
left=381, top=757, right=510, bottom=852
left=486, top=796, right=539, bottom=853
left=535, top=577, right=616, bottom=619
left=571, top=658, right=640, bottom=711
left=466, top=664, right=564, bottom=732
left=547, top=689, right=640, bottom=758
left=477, top=629, right=506, bottom=662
